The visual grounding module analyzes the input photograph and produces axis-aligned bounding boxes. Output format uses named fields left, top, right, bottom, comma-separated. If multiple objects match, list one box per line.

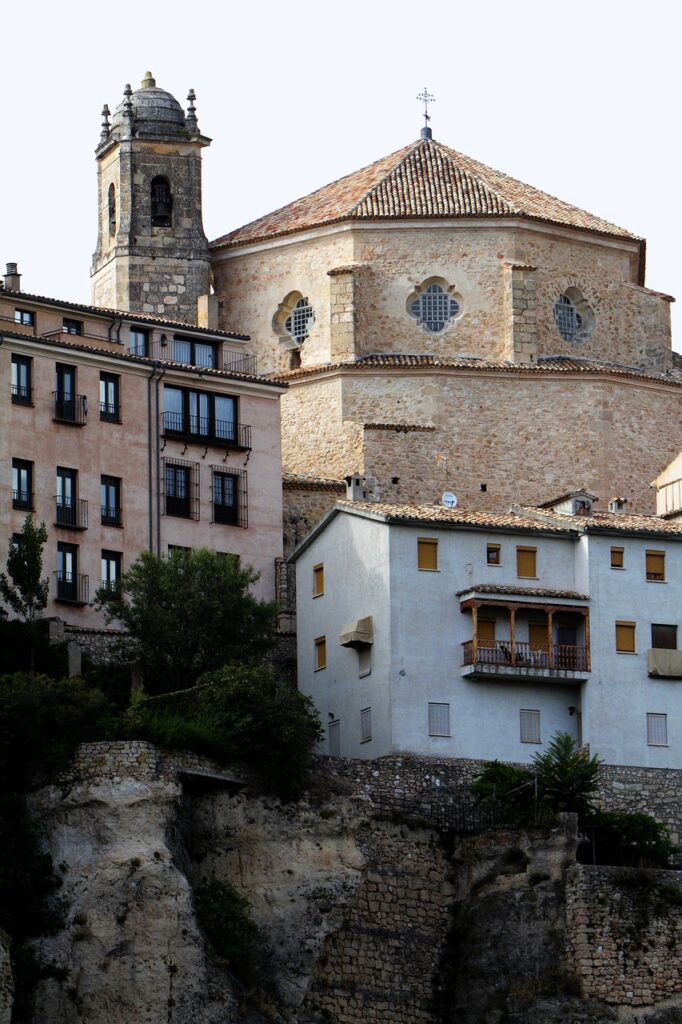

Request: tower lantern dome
left=108, top=72, right=191, bottom=140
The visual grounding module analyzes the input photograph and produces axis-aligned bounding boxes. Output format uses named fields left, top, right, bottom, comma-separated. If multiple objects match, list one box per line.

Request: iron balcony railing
left=101, top=504, right=122, bottom=527
left=53, top=392, right=88, bottom=425
left=12, top=489, right=33, bottom=510
left=55, top=497, right=89, bottom=530
left=223, top=352, right=258, bottom=375
left=99, top=400, right=121, bottom=422
left=161, top=411, right=252, bottom=450
left=99, top=578, right=121, bottom=595
left=55, top=571, right=89, bottom=605
left=462, top=639, right=588, bottom=673
left=11, top=383, right=33, bottom=405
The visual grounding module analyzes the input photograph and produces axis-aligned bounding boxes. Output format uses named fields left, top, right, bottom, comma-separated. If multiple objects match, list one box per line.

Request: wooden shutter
left=516, top=547, right=537, bottom=578
left=418, top=538, right=438, bottom=571
left=478, top=618, right=496, bottom=648
left=529, top=622, right=548, bottom=651
left=610, top=546, right=624, bottom=569
left=313, top=563, right=324, bottom=596
left=520, top=709, right=541, bottom=743
left=647, top=713, right=668, bottom=746
left=615, top=622, right=636, bottom=653
left=646, top=550, right=665, bottom=581
left=428, top=703, right=451, bottom=737
left=314, top=636, right=327, bottom=670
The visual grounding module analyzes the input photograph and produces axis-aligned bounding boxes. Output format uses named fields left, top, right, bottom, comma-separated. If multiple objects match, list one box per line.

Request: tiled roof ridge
left=456, top=583, right=590, bottom=600
left=516, top=504, right=682, bottom=536
left=334, top=499, right=570, bottom=533
left=0, top=287, right=248, bottom=339
left=283, top=473, right=346, bottom=491
left=273, top=354, right=682, bottom=388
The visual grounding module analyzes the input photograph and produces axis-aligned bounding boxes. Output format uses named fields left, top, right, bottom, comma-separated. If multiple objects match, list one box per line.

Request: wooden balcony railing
left=462, top=639, right=588, bottom=672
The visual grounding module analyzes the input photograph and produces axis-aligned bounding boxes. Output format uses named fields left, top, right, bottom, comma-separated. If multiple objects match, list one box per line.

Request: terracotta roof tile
left=283, top=474, right=346, bottom=492
left=211, top=138, right=638, bottom=250
left=335, top=500, right=570, bottom=533
left=517, top=506, right=682, bottom=537
left=456, top=584, right=589, bottom=601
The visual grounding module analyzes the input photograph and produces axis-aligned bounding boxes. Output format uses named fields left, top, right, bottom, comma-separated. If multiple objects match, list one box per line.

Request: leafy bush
left=96, top=548, right=277, bottom=694
left=584, top=810, right=675, bottom=868
left=195, top=879, right=266, bottom=991
left=131, top=662, right=322, bottom=799
left=0, top=619, right=69, bottom=678
left=469, top=760, right=538, bottom=825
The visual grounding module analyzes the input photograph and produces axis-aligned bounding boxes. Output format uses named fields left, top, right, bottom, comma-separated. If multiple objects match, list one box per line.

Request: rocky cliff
left=5, top=743, right=682, bottom=1024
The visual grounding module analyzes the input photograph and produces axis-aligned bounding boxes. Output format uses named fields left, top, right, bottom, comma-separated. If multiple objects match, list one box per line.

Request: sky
left=1, top=0, right=680, bottom=345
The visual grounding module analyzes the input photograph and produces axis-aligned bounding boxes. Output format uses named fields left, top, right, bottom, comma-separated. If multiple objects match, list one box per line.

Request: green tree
left=532, top=731, right=602, bottom=822
left=96, top=548, right=277, bottom=694
left=0, top=517, right=49, bottom=670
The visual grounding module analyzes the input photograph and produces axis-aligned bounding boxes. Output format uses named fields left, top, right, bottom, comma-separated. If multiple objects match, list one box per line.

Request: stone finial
left=122, top=84, right=134, bottom=138
left=100, top=104, right=111, bottom=142
left=141, top=71, right=156, bottom=89
left=186, top=89, right=198, bottom=132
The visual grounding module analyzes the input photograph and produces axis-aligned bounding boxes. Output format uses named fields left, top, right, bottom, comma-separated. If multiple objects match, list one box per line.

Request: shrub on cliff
left=583, top=810, right=675, bottom=868
left=96, top=548, right=277, bottom=694
left=130, top=662, right=322, bottom=799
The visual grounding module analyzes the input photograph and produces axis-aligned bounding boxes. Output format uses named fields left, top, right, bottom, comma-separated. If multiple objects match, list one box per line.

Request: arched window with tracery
left=151, top=176, right=173, bottom=227
left=407, top=278, right=462, bottom=333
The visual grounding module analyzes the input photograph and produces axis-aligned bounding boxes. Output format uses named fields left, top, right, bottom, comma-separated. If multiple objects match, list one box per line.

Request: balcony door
left=57, top=467, right=77, bottom=526
left=189, top=391, right=210, bottom=437
left=57, top=542, right=78, bottom=601
left=56, top=364, right=76, bottom=420
left=214, top=396, right=236, bottom=443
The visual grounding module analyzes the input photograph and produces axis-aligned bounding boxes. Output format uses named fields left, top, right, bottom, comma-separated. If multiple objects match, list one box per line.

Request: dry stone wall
left=566, top=865, right=682, bottom=1006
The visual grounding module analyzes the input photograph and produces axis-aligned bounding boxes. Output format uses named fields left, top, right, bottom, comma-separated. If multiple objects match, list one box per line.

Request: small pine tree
left=0, top=516, right=49, bottom=670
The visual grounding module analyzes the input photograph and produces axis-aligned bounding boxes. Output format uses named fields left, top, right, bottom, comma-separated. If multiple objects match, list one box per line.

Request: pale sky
left=2, top=0, right=680, bottom=346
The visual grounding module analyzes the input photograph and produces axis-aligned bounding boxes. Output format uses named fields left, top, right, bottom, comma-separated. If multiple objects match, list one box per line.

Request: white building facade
left=293, top=494, right=682, bottom=768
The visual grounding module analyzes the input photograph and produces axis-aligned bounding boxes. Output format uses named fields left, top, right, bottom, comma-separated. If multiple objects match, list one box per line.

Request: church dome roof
left=211, top=137, right=640, bottom=251
left=111, top=72, right=187, bottom=137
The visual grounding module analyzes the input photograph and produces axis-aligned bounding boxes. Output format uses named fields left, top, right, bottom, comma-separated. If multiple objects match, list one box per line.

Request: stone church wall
left=281, top=367, right=682, bottom=513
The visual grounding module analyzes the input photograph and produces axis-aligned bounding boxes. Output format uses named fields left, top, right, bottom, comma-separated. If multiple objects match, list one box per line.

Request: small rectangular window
left=14, top=309, right=34, bottom=326
left=11, top=458, right=33, bottom=510
left=516, top=546, right=537, bottom=578
left=647, top=713, right=668, bottom=747
left=313, top=563, right=324, bottom=597
left=487, top=544, right=501, bottom=565
left=429, top=703, right=451, bottom=737
left=211, top=467, right=247, bottom=528
left=646, top=550, right=665, bottom=582
left=520, top=709, right=541, bottom=744
left=611, top=546, right=624, bottom=569
left=616, top=621, right=636, bottom=654
left=11, top=355, right=32, bottom=404
left=314, top=636, right=326, bottom=671
left=130, top=328, right=149, bottom=356
left=100, top=373, right=120, bottom=421
left=101, top=476, right=122, bottom=526
left=101, top=550, right=122, bottom=592
left=328, top=720, right=341, bottom=757
left=360, top=707, right=372, bottom=743
left=417, top=538, right=438, bottom=571
left=652, top=624, right=677, bottom=650
left=62, top=318, right=83, bottom=336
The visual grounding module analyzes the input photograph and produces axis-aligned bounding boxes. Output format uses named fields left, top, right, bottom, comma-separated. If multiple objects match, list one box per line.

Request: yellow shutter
left=615, top=622, right=636, bottom=653
left=478, top=618, right=496, bottom=647
left=313, top=563, right=324, bottom=596
left=529, top=622, right=548, bottom=650
left=314, top=636, right=326, bottom=670
left=516, top=547, right=537, bottom=578
left=610, top=547, right=624, bottom=569
left=418, top=538, right=438, bottom=571
left=646, top=551, right=665, bottom=581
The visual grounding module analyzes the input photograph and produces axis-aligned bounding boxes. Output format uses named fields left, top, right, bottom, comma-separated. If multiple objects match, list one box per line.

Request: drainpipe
left=154, top=365, right=167, bottom=557
left=147, top=363, right=162, bottom=552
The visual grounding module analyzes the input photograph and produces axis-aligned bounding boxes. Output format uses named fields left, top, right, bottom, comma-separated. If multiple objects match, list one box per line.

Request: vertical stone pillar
left=328, top=266, right=358, bottom=362
left=503, top=263, right=538, bottom=363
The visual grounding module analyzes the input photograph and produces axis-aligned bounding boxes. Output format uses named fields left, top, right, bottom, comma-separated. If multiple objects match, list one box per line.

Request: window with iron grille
left=409, top=282, right=460, bottom=332
left=360, top=707, right=372, bottom=743
left=428, top=703, right=451, bottom=737
left=163, top=458, right=199, bottom=520
left=647, top=713, right=668, bottom=747
left=11, top=355, right=32, bottom=404
left=211, top=467, right=247, bottom=528
left=552, top=289, right=593, bottom=344
left=284, top=297, right=314, bottom=345
left=520, top=709, right=541, bottom=744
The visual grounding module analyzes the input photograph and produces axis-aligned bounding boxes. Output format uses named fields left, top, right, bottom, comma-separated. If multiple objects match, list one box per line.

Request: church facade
left=87, top=74, right=681, bottom=552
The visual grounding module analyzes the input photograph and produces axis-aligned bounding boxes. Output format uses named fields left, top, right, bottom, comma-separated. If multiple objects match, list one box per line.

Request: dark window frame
left=56, top=541, right=88, bottom=605
left=101, top=549, right=122, bottom=592
left=12, top=458, right=33, bottom=510
left=11, top=354, right=32, bottom=404
left=130, top=328, right=149, bottom=357
left=62, top=318, right=83, bottom=336
left=211, top=467, right=248, bottom=528
left=163, top=458, right=199, bottom=520
left=14, top=309, right=34, bottom=327
left=101, top=475, right=122, bottom=526
left=651, top=624, right=678, bottom=650
left=162, top=385, right=249, bottom=448
left=168, top=336, right=216, bottom=368
left=151, top=175, right=173, bottom=227
left=100, top=372, right=121, bottom=422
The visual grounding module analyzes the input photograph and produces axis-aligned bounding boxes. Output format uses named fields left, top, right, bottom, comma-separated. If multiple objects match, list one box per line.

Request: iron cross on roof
left=417, top=87, right=435, bottom=140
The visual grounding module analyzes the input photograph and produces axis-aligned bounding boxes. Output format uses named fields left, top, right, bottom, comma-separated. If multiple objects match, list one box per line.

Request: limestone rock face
left=0, top=933, right=13, bottom=1024
left=28, top=777, right=237, bottom=1024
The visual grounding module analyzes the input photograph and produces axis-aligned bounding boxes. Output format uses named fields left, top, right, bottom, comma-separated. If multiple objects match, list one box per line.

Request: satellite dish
left=442, top=491, right=458, bottom=509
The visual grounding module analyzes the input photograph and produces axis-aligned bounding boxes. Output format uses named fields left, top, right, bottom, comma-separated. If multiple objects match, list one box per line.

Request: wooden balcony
left=462, top=639, right=589, bottom=683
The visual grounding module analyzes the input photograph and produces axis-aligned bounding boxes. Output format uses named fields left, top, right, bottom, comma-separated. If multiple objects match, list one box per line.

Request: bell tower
left=91, top=72, right=211, bottom=325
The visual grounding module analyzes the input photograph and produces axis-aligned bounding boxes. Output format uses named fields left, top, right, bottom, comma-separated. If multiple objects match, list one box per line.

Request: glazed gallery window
left=408, top=281, right=461, bottom=332
left=168, top=337, right=215, bottom=368
left=163, top=387, right=238, bottom=443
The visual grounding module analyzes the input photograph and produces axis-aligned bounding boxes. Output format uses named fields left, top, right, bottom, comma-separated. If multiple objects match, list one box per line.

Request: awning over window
left=339, top=616, right=374, bottom=647
left=647, top=648, right=682, bottom=678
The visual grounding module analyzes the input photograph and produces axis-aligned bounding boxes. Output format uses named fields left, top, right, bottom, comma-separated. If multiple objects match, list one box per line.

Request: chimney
left=609, top=497, right=628, bottom=514
left=345, top=474, right=370, bottom=501
left=4, top=263, right=21, bottom=291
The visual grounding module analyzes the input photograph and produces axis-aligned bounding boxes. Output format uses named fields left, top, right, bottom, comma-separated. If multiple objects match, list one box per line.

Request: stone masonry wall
left=283, top=476, right=345, bottom=558
left=566, top=865, right=682, bottom=1006
left=301, top=821, right=453, bottom=1024
left=282, top=367, right=682, bottom=513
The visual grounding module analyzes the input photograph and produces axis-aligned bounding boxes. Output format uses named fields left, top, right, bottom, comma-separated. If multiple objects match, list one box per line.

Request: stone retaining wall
left=566, top=864, right=682, bottom=1006
left=59, top=741, right=224, bottom=788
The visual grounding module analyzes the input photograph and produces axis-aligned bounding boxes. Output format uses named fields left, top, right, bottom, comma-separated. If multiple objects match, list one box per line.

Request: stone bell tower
left=91, top=72, right=211, bottom=324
